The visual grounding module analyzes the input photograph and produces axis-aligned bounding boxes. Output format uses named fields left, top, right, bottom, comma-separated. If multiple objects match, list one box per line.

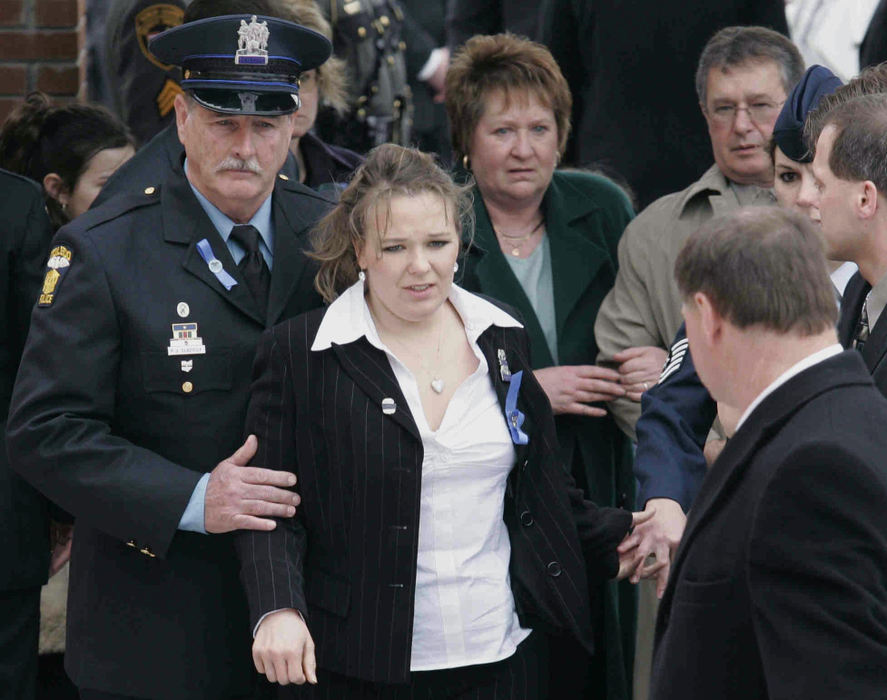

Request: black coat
left=0, top=169, right=54, bottom=592
left=235, top=303, right=632, bottom=684
left=651, top=351, right=887, bottom=699
left=539, top=0, right=789, bottom=209
left=6, top=166, right=330, bottom=699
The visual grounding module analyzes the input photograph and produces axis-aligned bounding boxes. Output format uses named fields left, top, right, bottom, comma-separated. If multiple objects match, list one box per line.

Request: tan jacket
left=594, top=164, right=774, bottom=440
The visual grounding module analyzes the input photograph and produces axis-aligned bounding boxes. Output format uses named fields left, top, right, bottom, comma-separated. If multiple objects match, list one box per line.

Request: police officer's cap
left=149, top=14, right=331, bottom=116
left=772, top=65, right=843, bottom=163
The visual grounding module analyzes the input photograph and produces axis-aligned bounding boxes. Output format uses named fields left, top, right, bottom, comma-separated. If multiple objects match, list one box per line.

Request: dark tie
left=855, top=298, right=870, bottom=352
left=230, top=224, right=270, bottom=313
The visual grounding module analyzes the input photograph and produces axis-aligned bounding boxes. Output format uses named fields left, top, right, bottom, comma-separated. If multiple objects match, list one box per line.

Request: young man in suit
left=801, top=93, right=887, bottom=387
left=6, top=14, right=332, bottom=700
left=651, top=206, right=887, bottom=699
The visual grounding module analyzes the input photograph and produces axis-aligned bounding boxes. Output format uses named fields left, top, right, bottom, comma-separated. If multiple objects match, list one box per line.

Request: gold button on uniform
left=140, top=546, right=156, bottom=558
left=380, top=15, right=390, bottom=26
left=278, top=173, right=289, bottom=180
left=182, top=381, right=193, bottom=393
left=126, top=539, right=137, bottom=548
left=144, top=186, right=156, bottom=195
left=357, top=26, right=367, bottom=38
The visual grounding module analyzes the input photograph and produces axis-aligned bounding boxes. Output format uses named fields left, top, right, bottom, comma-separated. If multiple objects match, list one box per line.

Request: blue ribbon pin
left=505, top=370, right=528, bottom=445
left=196, top=239, right=238, bottom=291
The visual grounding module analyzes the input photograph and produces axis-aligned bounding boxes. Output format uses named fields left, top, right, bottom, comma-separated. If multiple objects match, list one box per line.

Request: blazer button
left=182, top=381, right=193, bottom=393
left=520, top=510, right=534, bottom=526
left=139, top=545, right=156, bottom=558
left=126, top=539, right=137, bottom=548
left=547, top=561, right=562, bottom=577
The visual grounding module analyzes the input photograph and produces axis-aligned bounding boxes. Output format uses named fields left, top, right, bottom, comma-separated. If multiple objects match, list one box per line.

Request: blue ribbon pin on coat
left=505, top=370, right=528, bottom=445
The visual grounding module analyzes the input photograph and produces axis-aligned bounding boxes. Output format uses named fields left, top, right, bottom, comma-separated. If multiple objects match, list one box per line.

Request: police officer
left=314, top=0, right=413, bottom=152
left=104, top=0, right=186, bottom=146
left=7, top=14, right=332, bottom=700
left=0, top=169, right=55, bottom=700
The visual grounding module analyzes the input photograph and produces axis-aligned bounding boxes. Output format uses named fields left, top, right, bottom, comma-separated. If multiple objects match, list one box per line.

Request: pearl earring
left=358, top=270, right=366, bottom=281
left=453, top=261, right=459, bottom=273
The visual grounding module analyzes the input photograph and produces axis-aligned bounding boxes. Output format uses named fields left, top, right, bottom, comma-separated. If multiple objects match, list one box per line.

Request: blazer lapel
left=267, top=179, right=315, bottom=325
left=542, top=177, right=609, bottom=340
left=837, top=272, right=869, bottom=349
left=162, top=169, right=265, bottom=325
left=476, top=328, right=533, bottom=468
left=330, top=339, right=420, bottom=441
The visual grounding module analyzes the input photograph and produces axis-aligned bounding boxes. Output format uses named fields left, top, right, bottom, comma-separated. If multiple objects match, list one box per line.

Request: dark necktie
left=855, top=298, right=870, bottom=352
left=230, top=224, right=270, bottom=313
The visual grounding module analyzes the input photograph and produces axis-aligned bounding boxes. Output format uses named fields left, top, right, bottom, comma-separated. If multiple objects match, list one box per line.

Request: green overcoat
left=459, top=169, right=637, bottom=700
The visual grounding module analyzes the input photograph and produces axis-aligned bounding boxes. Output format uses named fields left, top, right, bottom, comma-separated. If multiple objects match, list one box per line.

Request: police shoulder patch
left=38, top=244, right=73, bottom=307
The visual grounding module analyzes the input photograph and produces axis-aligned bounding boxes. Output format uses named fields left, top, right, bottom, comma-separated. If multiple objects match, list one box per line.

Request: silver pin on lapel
left=382, top=397, right=396, bottom=415
left=498, top=349, right=512, bottom=382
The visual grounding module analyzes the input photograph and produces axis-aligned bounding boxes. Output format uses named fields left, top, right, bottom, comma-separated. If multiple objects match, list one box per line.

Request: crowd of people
left=4, top=1, right=887, bottom=700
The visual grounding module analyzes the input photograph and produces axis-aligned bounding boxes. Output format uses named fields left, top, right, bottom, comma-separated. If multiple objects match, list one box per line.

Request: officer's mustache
left=215, top=157, right=262, bottom=174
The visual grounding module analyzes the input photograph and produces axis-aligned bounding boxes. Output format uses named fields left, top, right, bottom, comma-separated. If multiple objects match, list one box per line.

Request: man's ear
left=174, top=93, right=190, bottom=145
left=858, top=180, right=880, bottom=220
left=43, top=173, right=67, bottom=206
left=696, top=291, right=723, bottom=346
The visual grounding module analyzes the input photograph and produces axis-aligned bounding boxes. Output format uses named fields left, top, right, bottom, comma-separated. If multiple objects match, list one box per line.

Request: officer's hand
left=613, top=346, right=668, bottom=402
left=616, top=498, right=686, bottom=598
left=205, top=435, right=299, bottom=534
left=534, top=365, right=625, bottom=417
left=253, top=609, right=317, bottom=686
left=616, top=507, right=656, bottom=579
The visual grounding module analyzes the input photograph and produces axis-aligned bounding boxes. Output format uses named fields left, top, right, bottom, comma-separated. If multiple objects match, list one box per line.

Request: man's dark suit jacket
left=0, top=170, right=54, bottom=592
left=651, top=350, right=887, bottom=699
left=7, top=166, right=329, bottom=699
left=235, top=302, right=632, bottom=684
left=838, top=272, right=887, bottom=391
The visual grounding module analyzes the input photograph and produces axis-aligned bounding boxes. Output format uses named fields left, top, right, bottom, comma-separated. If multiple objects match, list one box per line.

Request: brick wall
left=0, top=0, right=86, bottom=123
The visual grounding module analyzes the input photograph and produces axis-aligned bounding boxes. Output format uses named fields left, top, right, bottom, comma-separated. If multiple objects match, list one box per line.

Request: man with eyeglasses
left=593, top=25, right=803, bottom=700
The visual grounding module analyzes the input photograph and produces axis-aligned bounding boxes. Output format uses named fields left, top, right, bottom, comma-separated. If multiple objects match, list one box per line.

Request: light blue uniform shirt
left=178, top=160, right=275, bottom=533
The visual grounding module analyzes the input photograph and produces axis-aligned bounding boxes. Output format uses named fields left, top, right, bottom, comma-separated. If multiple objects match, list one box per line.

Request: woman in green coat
left=445, top=34, right=663, bottom=700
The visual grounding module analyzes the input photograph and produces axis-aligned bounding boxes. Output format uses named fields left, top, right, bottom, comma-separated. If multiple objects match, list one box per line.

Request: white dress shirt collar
left=735, top=343, right=844, bottom=432
left=311, top=280, right=522, bottom=352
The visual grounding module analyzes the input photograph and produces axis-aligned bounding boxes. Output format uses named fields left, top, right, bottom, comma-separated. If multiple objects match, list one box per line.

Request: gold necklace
left=495, top=218, right=545, bottom=257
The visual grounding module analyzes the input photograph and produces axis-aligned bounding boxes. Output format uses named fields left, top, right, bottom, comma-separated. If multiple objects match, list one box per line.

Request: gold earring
left=462, top=154, right=470, bottom=170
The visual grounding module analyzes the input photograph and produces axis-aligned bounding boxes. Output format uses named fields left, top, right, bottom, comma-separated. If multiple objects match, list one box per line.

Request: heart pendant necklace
left=429, top=321, right=445, bottom=394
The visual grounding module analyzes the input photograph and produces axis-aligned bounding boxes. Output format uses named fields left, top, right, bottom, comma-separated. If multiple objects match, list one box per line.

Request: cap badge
left=236, top=15, right=270, bottom=65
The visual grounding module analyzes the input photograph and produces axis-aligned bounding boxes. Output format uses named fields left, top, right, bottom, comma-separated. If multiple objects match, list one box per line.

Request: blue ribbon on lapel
left=505, top=370, right=529, bottom=445
left=196, top=238, right=238, bottom=290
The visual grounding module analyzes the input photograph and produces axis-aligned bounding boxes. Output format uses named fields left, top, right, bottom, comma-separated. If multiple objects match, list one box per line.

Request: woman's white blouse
left=312, top=281, right=532, bottom=671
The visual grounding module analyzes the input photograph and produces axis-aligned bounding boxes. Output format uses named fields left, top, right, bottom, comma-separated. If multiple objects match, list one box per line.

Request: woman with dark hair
left=0, top=92, right=135, bottom=230
left=235, top=143, right=647, bottom=699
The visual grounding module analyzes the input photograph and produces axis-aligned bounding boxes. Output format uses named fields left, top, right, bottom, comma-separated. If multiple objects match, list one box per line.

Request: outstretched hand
left=617, top=498, right=686, bottom=597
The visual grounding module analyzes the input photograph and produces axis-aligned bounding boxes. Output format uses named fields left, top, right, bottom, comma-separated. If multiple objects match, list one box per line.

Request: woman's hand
left=534, top=365, right=625, bottom=417
left=253, top=609, right=317, bottom=686
left=613, top=346, right=668, bottom=402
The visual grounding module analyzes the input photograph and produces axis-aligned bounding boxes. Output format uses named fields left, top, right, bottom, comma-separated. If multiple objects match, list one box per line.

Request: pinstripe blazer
left=235, top=303, right=632, bottom=684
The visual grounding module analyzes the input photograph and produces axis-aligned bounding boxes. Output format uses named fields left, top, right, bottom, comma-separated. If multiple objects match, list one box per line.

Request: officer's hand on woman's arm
left=534, top=365, right=626, bottom=417
left=204, top=434, right=300, bottom=533
left=253, top=609, right=317, bottom=686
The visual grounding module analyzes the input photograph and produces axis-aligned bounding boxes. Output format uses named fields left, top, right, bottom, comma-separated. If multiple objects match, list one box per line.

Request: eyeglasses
left=707, top=100, right=785, bottom=125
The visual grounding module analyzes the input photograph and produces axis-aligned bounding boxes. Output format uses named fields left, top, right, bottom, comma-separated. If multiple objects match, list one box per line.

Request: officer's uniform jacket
left=6, top=166, right=330, bottom=699
left=594, top=164, right=774, bottom=440
left=316, top=0, right=412, bottom=151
